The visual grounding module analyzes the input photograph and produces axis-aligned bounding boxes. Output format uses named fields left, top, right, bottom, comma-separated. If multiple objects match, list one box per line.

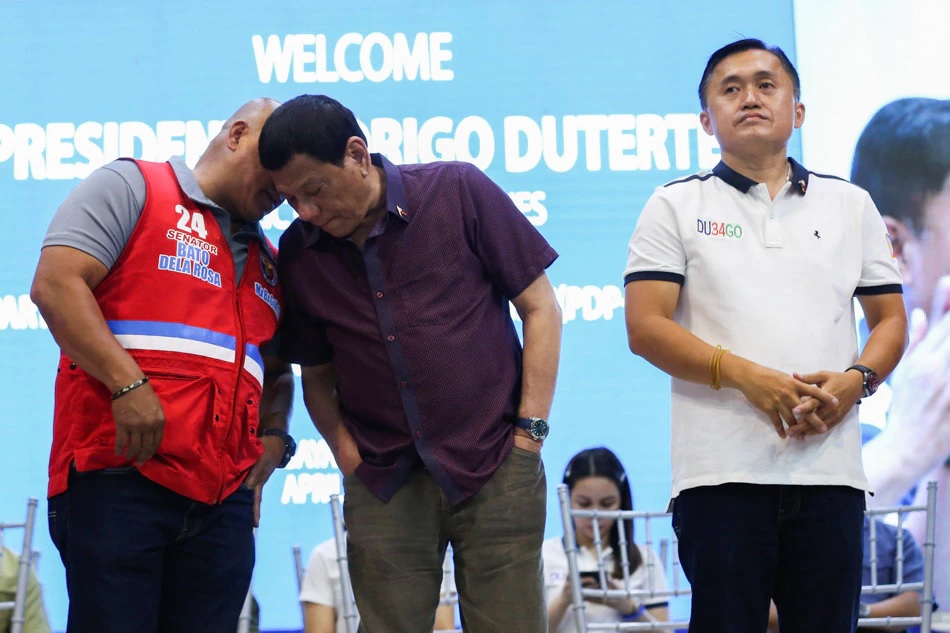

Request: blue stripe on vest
left=106, top=320, right=237, bottom=351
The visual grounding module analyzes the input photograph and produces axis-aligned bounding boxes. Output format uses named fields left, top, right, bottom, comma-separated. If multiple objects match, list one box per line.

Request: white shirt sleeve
left=623, top=188, right=687, bottom=284
left=541, top=538, right=569, bottom=607
left=857, top=191, right=903, bottom=291
left=299, top=541, right=338, bottom=608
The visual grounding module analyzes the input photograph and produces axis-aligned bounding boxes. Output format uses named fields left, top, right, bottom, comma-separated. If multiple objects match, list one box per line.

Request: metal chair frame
left=557, top=484, right=689, bottom=632
left=0, top=498, right=38, bottom=633
left=558, top=481, right=940, bottom=632
left=857, top=480, right=938, bottom=633
left=330, top=494, right=359, bottom=633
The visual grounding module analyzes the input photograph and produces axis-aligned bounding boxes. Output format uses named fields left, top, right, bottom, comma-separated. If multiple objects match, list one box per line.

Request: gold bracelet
left=709, top=345, right=730, bottom=390
left=111, top=376, right=150, bottom=401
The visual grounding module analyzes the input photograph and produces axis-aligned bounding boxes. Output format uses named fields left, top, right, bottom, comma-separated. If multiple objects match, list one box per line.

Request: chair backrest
left=858, top=480, right=938, bottom=633
left=235, top=589, right=254, bottom=633
left=435, top=543, right=459, bottom=632
left=330, top=494, right=359, bottom=633
left=0, top=498, right=38, bottom=633
left=292, top=544, right=305, bottom=593
left=556, top=484, right=689, bottom=632
left=439, top=543, right=459, bottom=608
left=292, top=542, right=308, bottom=625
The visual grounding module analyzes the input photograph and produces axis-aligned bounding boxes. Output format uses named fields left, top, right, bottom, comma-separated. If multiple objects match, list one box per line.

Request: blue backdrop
left=0, top=1, right=801, bottom=629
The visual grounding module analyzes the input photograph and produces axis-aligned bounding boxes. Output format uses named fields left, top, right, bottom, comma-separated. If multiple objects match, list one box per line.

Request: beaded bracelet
left=111, top=376, right=150, bottom=401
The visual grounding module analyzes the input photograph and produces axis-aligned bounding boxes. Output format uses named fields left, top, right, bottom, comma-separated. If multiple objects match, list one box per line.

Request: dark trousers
left=48, top=467, right=255, bottom=633
left=343, top=446, right=548, bottom=633
left=673, top=483, right=865, bottom=633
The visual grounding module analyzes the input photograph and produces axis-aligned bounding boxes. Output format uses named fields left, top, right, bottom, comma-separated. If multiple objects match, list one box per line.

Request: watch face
left=530, top=418, right=549, bottom=440
left=866, top=371, right=880, bottom=396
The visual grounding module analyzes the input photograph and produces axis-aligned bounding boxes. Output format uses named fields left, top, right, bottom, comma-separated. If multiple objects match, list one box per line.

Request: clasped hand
left=739, top=365, right=862, bottom=439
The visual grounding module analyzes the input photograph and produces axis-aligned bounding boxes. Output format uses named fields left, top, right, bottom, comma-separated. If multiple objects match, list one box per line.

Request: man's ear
left=884, top=215, right=914, bottom=284
left=346, top=136, right=370, bottom=176
left=699, top=111, right=714, bottom=137
left=793, top=101, right=805, bottom=129
left=227, top=120, right=250, bottom=150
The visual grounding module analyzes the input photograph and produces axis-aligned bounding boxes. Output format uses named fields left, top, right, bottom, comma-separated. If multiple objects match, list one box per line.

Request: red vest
left=48, top=160, right=283, bottom=504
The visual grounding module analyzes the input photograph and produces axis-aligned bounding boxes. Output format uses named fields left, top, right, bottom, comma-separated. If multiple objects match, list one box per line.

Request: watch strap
left=261, top=428, right=296, bottom=468
left=846, top=364, right=878, bottom=398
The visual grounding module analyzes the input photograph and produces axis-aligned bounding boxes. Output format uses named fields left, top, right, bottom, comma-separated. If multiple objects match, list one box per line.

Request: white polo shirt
left=624, top=159, right=902, bottom=497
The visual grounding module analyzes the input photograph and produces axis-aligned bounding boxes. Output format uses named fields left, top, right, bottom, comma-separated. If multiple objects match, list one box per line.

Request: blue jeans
left=48, top=467, right=255, bottom=633
left=672, top=483, right=864, bottom=633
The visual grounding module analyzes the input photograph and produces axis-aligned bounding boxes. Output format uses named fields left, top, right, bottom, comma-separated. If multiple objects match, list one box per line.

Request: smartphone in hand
left=579, top=570, right=603, bottom=588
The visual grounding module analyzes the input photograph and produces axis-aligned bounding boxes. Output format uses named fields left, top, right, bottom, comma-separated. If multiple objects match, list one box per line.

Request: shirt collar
left=713, top=157, right=810, bottom=196
left=169, top=156, right=224, bottom=211
left=167, top=156, right=266, bottom=242
left=374, top=152, right=412, bottom=223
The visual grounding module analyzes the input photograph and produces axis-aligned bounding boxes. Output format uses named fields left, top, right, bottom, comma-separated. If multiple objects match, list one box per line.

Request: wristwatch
left=857, top=602, right=871, bottom=618
left=846, top=364, right=880, bottom=399
left=261, top=429, right=297, bottom=468
left=515, top=417, right=550, bottom=441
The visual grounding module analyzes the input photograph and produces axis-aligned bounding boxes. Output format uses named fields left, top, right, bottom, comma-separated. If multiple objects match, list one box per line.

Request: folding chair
left=436, top=543, right=459, bottom=632
left=858, top=480, right=938, bottom=633
left=292, top=543, right=308, bottom=624
left=235, top=588, right=254, bottom=633
left=292, top=544, right=305, bottom=592
left=330, top=494, right=358, bottom=633
left=0, top=498, right=38, bottom=633
left=557, top=484, right=690, bottom=632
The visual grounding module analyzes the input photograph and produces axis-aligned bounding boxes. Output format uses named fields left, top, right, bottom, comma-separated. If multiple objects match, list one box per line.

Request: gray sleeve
left=42, top=159, right=147, bottom=270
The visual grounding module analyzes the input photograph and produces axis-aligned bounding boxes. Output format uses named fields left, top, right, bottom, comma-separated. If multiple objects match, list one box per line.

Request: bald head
left=219, top=98, right=281, bottom=135
left=194, top=98, right=284, bottom=224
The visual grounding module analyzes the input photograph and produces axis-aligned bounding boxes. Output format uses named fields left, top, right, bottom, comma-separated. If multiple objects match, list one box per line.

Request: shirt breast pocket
left=391, top=241, right=466, bottom=327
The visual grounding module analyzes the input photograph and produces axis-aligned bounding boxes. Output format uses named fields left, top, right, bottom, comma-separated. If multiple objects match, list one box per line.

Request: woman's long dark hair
left=563, top=447, right=643, bottom=577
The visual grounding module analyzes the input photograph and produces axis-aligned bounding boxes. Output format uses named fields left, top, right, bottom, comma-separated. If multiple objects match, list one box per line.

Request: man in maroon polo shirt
left=259, top=95, right=562, bottom=633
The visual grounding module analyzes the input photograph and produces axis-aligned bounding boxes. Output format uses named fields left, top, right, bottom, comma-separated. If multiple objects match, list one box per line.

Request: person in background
left=853, top=98, right=950, bottom=612
left=300, top=538, right=457, bottom=633
left=258, top=94, right=561, bottom=633
left=624, top=39, right=907, bottom=633
left=544, top=448, right=669, bottom=633
left=0, top=547, right=51, bottom=633
left=30, top=98, right=295, bottom=633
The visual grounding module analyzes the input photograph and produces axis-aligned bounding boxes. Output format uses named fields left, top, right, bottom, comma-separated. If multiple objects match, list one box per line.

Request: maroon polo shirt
left=278, top=154, right=558, bottom=504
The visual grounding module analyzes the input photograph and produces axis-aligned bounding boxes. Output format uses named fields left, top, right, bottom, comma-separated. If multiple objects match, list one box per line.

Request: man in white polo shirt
left=623, top=38, right=908, bottom=633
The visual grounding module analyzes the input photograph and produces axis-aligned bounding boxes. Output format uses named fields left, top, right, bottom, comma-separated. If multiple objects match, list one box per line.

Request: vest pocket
left=146, top=370, right=217, bottom=466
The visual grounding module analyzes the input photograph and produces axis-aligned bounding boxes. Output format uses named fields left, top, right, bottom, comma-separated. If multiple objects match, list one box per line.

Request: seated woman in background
left=544, top=447, right=669, bottom=632
left=301, top=537, right=457, bottom=633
